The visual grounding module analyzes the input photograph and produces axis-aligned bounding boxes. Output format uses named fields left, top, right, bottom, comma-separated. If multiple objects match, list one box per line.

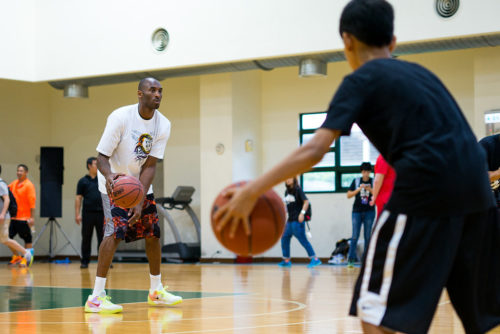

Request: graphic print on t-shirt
left=360, top=187, right=370, bottom=205
left=134, top=133, right=153, bottom=161
left=284, top=194, right=295, bottom=204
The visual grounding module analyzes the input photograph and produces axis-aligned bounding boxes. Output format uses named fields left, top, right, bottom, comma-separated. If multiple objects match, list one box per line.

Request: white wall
left=1, top=46, right=499, bottom=260
left=1, top=1, right=500, bottom=81
left=0, top=1, right=36, bottom=81
left=232, top=71, right=262, bottom=182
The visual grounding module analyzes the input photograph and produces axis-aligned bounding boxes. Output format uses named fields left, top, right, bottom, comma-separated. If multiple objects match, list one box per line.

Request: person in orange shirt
left=8, top=164, right=36, bottom=265
left=0, top=164, right=33, bottom=267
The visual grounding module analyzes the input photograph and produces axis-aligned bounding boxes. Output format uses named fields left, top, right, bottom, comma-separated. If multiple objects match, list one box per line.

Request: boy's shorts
left=102, top=193, right=160, bottom=243
left=350, top=208, right=500, bottom=334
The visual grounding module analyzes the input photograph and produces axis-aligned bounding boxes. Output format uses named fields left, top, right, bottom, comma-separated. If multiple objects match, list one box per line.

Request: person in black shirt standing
left=479, top=134, right=500, bottom=207
left=279, top=177, right=321, bottom=268
left=214, top=1, right=500, bottom=333
left=346, top=162, right=375, bottom=267
left=75, top=157, right=104, bottom=269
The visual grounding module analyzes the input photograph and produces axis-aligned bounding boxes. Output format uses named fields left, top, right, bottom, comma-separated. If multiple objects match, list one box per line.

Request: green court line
left=0, top=285, right=242, bottom=313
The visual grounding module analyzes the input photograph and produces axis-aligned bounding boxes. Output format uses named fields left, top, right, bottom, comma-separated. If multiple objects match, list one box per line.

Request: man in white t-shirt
left=84, top=78, right=182, bottom=314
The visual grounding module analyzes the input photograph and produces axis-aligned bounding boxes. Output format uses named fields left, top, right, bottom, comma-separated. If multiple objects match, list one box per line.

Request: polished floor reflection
left=0, top=263, right=498, bottom=333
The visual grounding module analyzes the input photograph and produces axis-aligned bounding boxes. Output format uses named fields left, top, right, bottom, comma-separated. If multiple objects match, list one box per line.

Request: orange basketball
left=211, top=181, right=287, bottom=256
left=111, top=175, right=144, bottom=208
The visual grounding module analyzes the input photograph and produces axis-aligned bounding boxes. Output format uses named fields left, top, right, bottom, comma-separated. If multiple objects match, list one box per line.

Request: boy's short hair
left=339, top=0, right=394, bottom=47
left=360, top=162, right=372, bottom=171
left=86, top=157, right=97, bottom=170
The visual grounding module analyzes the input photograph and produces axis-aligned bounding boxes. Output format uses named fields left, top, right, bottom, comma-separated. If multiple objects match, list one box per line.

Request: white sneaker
left=84, top=291, right=123, bottom=314
left=148, top=286, right=182, bottom=306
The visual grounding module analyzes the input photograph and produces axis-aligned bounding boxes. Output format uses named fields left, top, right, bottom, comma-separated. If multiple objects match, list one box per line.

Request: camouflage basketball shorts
left=101, top=193, right=161, bottom=243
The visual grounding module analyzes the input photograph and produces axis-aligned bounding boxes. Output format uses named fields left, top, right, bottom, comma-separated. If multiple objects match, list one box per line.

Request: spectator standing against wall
left=0, top=164, right=34, bottom=267
left=75, top=157, right=104, bottom=269
left=346, top=162, right=375, bottom=267
left=279, top=177, right=321, bottom=268
left=8, top=164, right=36, bottom=265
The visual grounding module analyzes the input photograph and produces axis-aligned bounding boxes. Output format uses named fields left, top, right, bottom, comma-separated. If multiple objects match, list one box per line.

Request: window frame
left=299, top=111, right=364, bottom=193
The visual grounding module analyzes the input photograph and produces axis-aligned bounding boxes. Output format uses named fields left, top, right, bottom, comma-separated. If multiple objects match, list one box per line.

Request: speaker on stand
left=33, top=147, right=81, bottom=259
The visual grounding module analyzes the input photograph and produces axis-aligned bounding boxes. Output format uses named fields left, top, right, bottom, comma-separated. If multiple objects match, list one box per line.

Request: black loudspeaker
left=40, top=147, right=64, bottom=218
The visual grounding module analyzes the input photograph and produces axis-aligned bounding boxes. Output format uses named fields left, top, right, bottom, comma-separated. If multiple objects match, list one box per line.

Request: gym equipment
left=156, top=186, right=201, bottom=262
left=113, top=186, right=201, bottom=262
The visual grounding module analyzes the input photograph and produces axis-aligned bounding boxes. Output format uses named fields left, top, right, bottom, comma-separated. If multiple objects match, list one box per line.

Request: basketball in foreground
left=112, top=175, right=144, bottom=208
left=211, top=181, right=286, bottom=256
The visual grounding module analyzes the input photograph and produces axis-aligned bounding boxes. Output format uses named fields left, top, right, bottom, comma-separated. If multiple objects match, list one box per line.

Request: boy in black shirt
left=215, top=1, right=500, bottom=333
left=346, top=162, right=375, bottom=267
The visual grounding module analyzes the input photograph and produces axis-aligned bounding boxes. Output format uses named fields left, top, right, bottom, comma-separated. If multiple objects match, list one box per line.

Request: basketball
left=211, top=181, right=287, bottom=256
left=111, top=175, right=144, bottom=208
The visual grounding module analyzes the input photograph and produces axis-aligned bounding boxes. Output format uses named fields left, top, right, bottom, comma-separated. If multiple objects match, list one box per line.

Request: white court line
left=162, top=316, right=353, bottom=334
left=0, top=288, right=248, bottom=315
left=0, top=296, right=306, bottom=324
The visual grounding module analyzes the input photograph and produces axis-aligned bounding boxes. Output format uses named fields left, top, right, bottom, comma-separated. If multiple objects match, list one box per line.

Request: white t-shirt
left=96, top=103, right=171, bottom=194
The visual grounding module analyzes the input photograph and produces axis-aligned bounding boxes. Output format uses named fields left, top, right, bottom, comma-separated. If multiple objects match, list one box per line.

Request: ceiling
left=49, top=33, right=500, bottom=90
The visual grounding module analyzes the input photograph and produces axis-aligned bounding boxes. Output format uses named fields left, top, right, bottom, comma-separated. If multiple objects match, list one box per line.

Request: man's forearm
left=139, top=164, right=156, bottom=196
left=97, top=153, right=112, bottom=178
left=75, top=196, right=82, bottom=217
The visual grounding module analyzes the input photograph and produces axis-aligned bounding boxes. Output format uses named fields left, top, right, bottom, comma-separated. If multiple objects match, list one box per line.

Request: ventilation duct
left=49, top=33, right=500, bottom=93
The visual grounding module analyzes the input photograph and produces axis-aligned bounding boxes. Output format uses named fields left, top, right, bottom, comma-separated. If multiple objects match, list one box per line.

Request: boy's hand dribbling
left=214, top=185, right=257, bottom=238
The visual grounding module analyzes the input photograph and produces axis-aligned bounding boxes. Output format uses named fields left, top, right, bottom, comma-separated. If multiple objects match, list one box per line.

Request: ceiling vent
left=152, top=28, right=169, bottom=52
left=63, top=83, right=88, bottom=98
left=436, top=0, right=459, bottom=18
left=299, top=58, right=327, bottom=78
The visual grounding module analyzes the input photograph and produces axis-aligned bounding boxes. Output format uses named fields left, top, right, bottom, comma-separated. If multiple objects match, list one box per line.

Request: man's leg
left=348, top=212, right=362, bottom=262
left=94, top=212, right=104, bottom=251
left=145, top=237, right=161, bottom=276
left=81, top=211, right=93, bottom=266
left=362, top=210, right=376, bottom=258
left=8, top=220, right=19, bottom=256
left=18, top=221, right=32, bottom=250
left=0, top=218, right=27, bottom=255
left=280, top=222, right=293, bottom=261
left=95, top=236, right=120, bottom=278
left=144, top=236, right=182, bottom=306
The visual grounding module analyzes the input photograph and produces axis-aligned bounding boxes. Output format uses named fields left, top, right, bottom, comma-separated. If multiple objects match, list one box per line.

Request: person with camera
left=346, top=162, right=375, bottom=267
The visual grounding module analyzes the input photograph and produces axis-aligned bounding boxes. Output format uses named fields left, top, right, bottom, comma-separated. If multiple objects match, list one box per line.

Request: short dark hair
left=339, top=0, right=394, bottom=47
left=138, top=77, right=160, bottom=91
left=0, top=164, right=2, bottom=175
left=360, top=162, right=372, bottom=171
left=86, top=157, right=97, bottom=170
left=17, top=164, right=28, bottom=172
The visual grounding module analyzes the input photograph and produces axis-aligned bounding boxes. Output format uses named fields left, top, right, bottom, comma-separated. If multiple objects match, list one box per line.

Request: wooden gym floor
left=0, top=262, right=499, bottom=333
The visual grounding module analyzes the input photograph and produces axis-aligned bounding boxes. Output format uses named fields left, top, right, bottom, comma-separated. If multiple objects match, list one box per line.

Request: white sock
left=150, top=274, right=163, bottom=291
left=92, top=276, right=107, bottom=297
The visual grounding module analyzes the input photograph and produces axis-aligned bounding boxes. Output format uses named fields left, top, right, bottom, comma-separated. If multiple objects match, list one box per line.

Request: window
left=299, top=112, right=378, bottom=193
